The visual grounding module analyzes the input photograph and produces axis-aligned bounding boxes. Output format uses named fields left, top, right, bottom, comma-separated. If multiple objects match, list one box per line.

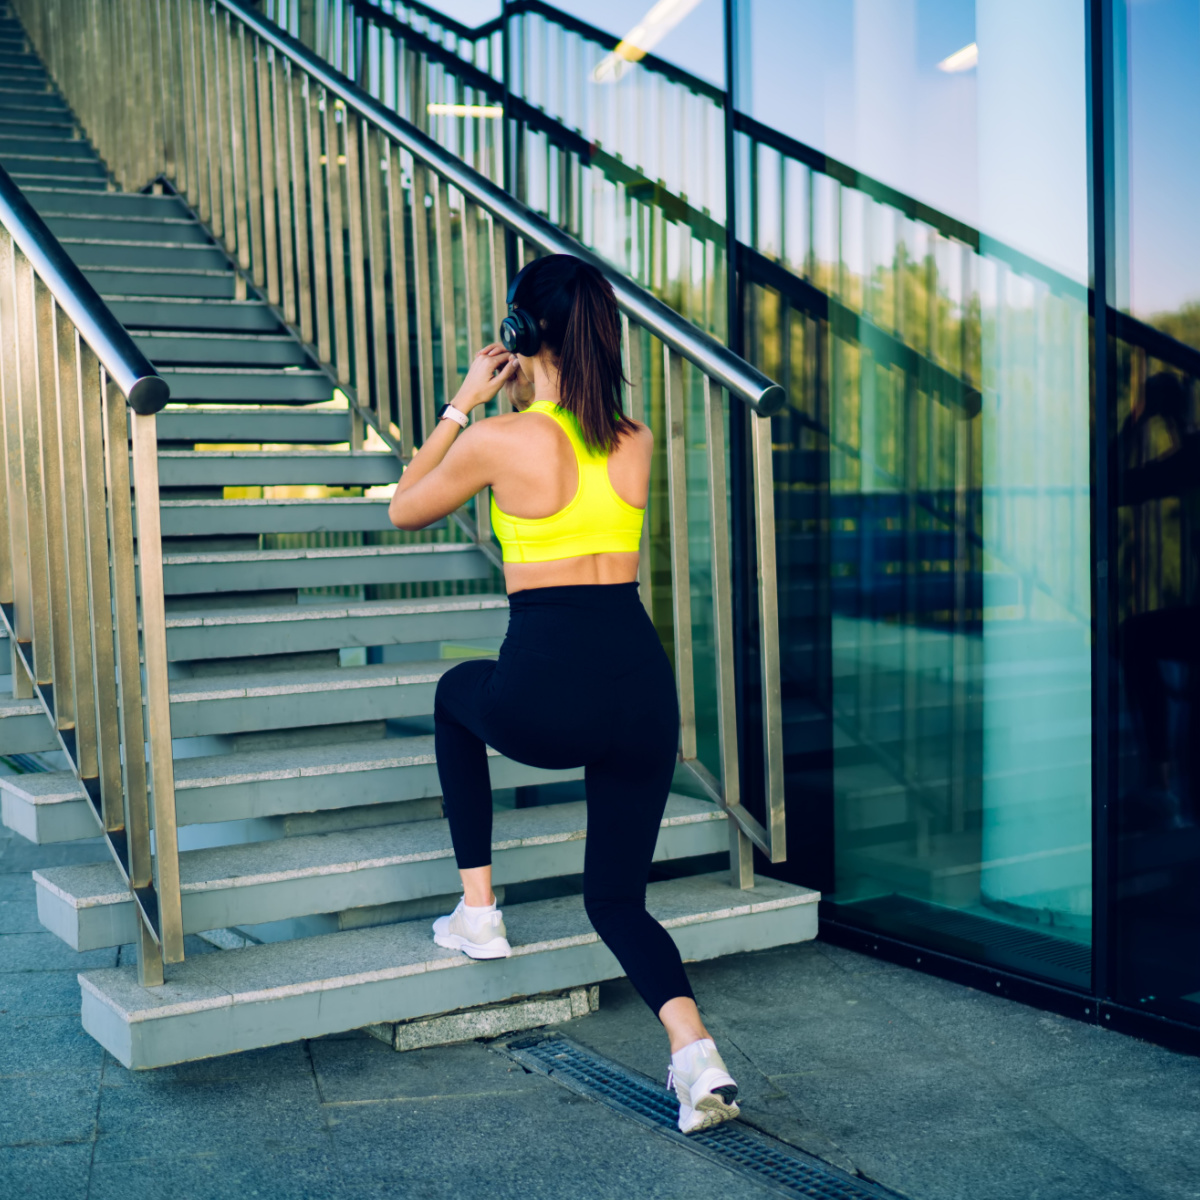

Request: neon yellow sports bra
left=490, top=400, right=644, bottom=564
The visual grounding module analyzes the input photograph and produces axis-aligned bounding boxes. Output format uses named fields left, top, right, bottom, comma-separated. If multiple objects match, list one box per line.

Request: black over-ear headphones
left=499, top=262, right=541, bottom=356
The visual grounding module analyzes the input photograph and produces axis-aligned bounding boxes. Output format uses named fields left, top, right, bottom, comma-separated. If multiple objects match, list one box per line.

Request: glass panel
left=741, top=0, right=1094, bottom=987
left=1112, top=0, right=1200, bottom=1027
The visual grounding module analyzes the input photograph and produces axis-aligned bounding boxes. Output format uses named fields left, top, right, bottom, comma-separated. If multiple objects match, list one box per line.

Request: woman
left=388, top=253, right=740, bottom=1134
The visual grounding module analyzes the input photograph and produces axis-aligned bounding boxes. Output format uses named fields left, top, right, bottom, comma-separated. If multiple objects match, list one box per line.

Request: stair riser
left=0, top=138, right=90, bottom=157
left=0, top=708, right=58, bottom=753
left=171, top=678, right=443, bottom=737
left=6, top=754, right=578, bottom=844
left=10, top=174, right=108, bottom=190
left=110, top=301, right=280, bottom=333
left=132, top=335, right=311, bottom=367
left=1, top=156, right=104, bottom=177
left=84, top=269, right=237, bottom=298
left=162, top=551, right=491, bottom=595
left=0, top=96, right=69, bottom=112
left=46, top=216, right=208, bottom=243
left=156, top=412, right=352, bottom=445
left=160, top=502, right=392, bottom=537
left=29, top=192, right=192, bottom=218
left=43, top=817, right=722, bottom=950
left=64, top=243, right=227, bottom=269
left=157, top=373, right=333, bottom=403
left=82, top=902, right=817, bottom=1069
left=155, top=456, right=397, bottom=487
left=166, top=604, right=506, bottom=660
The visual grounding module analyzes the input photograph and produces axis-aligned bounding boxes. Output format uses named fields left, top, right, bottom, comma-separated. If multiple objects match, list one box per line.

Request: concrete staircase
left=0, top=12, right=817, bottom=1068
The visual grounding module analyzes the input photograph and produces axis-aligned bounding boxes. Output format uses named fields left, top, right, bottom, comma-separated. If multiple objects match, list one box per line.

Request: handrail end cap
left=753, top=383, right=787, bottom=418
left=126, top=375, right=170, bottom=415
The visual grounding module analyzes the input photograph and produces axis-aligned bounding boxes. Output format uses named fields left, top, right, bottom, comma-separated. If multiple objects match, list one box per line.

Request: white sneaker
left=667, top=1038, right=740, bottom=1134
left=432, top=897, right=512, bottom=959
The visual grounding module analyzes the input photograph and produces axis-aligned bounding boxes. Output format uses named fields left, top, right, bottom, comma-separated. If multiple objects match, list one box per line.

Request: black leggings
left=433, top=582, right=694, bottom=1015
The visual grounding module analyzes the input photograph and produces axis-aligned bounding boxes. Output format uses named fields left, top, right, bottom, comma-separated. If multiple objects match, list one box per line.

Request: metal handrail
left=224, top=0, right=785, bottom=417
left=0, top=166, right=169, bottom=414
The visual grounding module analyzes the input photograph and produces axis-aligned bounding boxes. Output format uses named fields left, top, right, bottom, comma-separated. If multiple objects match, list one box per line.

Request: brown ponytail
left=510, top=255, right=638, bottom=453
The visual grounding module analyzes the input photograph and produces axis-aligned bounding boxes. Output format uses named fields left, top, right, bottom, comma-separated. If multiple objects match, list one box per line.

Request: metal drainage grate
left=500, top=1032, right=902, bottom=1200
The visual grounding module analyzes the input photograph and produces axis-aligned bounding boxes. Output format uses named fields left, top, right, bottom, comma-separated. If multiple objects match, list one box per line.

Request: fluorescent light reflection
left=592, top=0, right=703, bottom=83
left=938, top=42, right=978, bottom=73
left=426, top=103, right=504, bottom=118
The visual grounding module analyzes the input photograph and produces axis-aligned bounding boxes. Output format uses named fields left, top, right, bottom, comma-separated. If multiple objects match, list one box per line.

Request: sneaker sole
left=433, top=931, right=512, bottom=959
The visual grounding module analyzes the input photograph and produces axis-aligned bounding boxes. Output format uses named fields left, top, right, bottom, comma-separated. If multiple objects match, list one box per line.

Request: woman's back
left=486, top=399, right=652, bottom=592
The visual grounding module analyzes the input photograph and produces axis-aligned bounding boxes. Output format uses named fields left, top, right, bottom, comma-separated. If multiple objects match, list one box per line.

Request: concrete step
left=155, top=449, right=396, bottom=487
left=62, top=240, right=227, bottom=270
left=169, top=658, right=460, bottom=737
left=3, top=731, right=577, bottom=845
left=160, top=542, right=490, bottom=595
left=0, top=135, right=92, bottom=157
left=26, top=188, right=193, bottom=219
left=0, top=154, right=104, bottom=178
left=158, top=368, right=332, bottom=403
left=10, top=173, right=108, bottom=191
left=165, top=595, right=505, bottom=659
left=156, top=407, right=353, bottom=445
left=0, top=93, right=68, bottom=112
left=84, top=268, right=239, bottom=299
left=108, top=299, right=280, bottom=333
left=0, top=695, right=57, bottom=754
left=35, top=797, right=727, bottom=950
left=0, top=113, right=73, bottom=132
left=159, top=497, right=393, bottom=536
left=79, top=872, right=818, bottom=1068
left=132, top=331, right=312, bottom=367
left=45, top=214, right=208, bottom=243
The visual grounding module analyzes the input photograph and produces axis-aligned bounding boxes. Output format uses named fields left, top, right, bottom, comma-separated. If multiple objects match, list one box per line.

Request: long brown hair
left=511, top=254, right=637, bottom=453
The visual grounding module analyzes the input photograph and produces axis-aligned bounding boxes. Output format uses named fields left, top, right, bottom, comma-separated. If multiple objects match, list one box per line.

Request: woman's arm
left=388, top=344, right=518, bottom=530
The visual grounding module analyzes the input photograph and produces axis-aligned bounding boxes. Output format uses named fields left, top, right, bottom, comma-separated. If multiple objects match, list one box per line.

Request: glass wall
left=1111, top=0, right=1200, bottom=1028
left=739, top=0, right=1095, bottom=988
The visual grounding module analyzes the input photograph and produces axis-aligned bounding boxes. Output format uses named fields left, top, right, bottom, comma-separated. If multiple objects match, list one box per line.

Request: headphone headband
left=505, top=260, right=536, bottom=307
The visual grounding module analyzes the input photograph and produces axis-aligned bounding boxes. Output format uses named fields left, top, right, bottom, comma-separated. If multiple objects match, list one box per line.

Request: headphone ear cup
left=500, top=309, right=540, bottom=357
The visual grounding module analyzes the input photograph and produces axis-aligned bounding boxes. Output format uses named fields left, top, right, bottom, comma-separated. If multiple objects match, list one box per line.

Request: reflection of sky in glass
left=1124, top=0, right=1200, bottom=318
left=411, top=0, right=726, bottom=84
left=742, top=1, right=1088, bottom=286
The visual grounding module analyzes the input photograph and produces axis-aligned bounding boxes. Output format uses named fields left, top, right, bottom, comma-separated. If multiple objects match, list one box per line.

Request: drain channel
left=498, top=1032, right=902, bottom=1200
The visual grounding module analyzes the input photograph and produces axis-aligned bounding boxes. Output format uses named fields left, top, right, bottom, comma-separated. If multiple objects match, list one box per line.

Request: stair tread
left=80, top=873, right=817, bottom=1022
left=157, top=448, right=391, bottom=459
left=169, top=658, right=456, bottom=703
left=165, top=594, right=507, bottom=629
left=162, top=542, right=480, bottom=566
left=36, top=796, right=724, bottom=906
left=160, top=496, right=390, bottom=510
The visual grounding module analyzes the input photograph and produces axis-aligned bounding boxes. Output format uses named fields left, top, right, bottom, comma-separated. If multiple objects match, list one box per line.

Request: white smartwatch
left=439, top=403, right=469, bottom=428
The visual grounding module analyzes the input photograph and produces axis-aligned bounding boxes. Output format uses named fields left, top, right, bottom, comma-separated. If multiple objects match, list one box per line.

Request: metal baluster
left=289, top=67, right=313, bottom=346
left=621, top=315, right=651, bottom=615
left=272, top=54, right=297, bottom=325
left=102, top=380, right=162, bottom=988
left=0, top=232, right=31, bottom=698
left=344, top=111, right=371, bottom=406
left=460, top=200, right=489, bottom=537
left=182, top=0, right=203, bottom=212
left=663, top=346, right=695, bottom=761
left=307, top=81, right=331, bottom=363
left=385, top=141, right=413, bottom=454
left=227, top=16, right=251, bottom=275
left=326, top=98, right=351, bottom=387
left=258, top=44, right=281, bottom=305
left=198, top=0, right=220, bottom=235
left=77, top=343, right=124, bottom=841
left=433, top=174, right=460, bottom=408
left=129, top=407, right=183, bottom=964
left=54, top=322, right=101, bottom=823
left=241, top=28, right=265, bottom=287
left=487, top=213, right=510, bottom=413
left=33, top=278, right=74, bottom=735
left=363, top=124, right=391, bottom=433
left=13, top=251, right=52, bottom=691
left=215, top=8, right=238, bottom=258
left=703, top=376, right=752, bottom=888
left=751, top=410, right=786, bottom=862
left=409, top=162, right=436, bottom=439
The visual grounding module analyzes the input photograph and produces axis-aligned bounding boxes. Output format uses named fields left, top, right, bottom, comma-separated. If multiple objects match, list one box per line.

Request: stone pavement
left=2, top=823, right=1198, bottom=1200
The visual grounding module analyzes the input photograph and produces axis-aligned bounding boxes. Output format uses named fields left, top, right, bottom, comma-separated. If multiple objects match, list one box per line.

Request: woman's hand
left=452, top=344, right=520, bottom=413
